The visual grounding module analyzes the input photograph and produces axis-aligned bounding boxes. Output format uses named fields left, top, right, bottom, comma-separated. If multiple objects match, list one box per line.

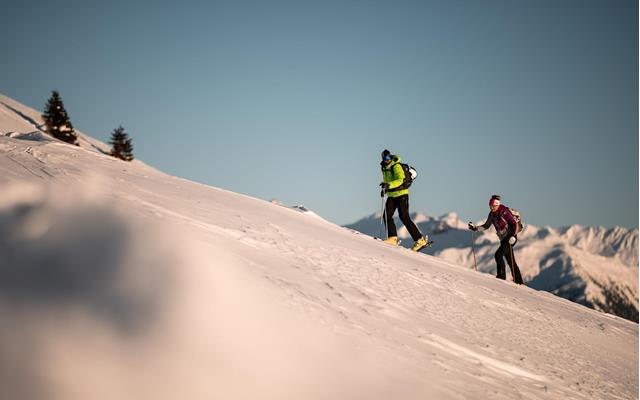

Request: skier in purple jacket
left=468, top=195, right=524, bottom=284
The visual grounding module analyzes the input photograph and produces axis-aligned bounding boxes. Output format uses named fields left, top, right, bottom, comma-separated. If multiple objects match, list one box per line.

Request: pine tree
left=109, top=126, right=134, bottom=161
left=42, top=90, right=78, bottom=145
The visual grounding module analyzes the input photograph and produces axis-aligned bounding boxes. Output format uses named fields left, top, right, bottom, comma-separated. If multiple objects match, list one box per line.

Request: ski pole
left=509, top=243, right=516, bottom=281
left=470, top=231, right=477, bottom=271
left=379, top=191, right=386, bottom=239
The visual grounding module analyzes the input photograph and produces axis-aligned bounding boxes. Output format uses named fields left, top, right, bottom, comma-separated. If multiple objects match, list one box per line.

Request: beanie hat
left=489, top=195, right=501, bottom=208
left=381, top=149, right=391, bottom=160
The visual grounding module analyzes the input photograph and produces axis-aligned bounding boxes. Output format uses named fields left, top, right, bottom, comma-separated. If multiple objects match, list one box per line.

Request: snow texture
left=346, top=210, right=639, bottom=322
left=0, top=93, right=637, bottom=399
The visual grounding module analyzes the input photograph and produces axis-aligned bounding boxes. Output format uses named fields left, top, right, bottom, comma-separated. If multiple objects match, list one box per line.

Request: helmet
left=381, top=149, right=391, bottom=161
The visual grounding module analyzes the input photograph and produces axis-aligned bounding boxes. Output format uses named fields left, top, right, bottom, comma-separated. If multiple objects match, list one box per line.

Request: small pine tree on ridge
left=109, top=125, right=134, bottom=161
left=42, top=90, right=78, bottom=145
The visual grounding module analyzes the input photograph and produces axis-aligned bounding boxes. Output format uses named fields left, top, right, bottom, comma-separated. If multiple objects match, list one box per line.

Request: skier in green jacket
left=379, top=149, right=429, bottom=251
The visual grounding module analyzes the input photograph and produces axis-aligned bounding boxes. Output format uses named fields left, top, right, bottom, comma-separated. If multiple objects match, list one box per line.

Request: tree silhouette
left=109, top=126, right=134, bottom=161
left=42, top=90, right=78, bottom=145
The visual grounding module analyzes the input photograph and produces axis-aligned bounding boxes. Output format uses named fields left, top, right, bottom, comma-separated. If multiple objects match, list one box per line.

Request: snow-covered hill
left=0, top=93, right=637, bottom=399
left=345, top=212, right=639, bottom=322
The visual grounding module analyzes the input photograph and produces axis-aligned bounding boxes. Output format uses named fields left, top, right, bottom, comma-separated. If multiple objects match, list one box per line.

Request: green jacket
left=381, top=155, right=409, bottom=197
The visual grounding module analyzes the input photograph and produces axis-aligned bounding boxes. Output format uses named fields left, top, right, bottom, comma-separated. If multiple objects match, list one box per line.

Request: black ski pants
left=495, top=238, right=524, bottom=284
left=384, top=194, right=422, bottom=241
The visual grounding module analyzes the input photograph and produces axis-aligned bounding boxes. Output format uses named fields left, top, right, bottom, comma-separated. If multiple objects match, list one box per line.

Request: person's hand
left=379, top=182, right=389, bottom=190
left=508, top=236, right=516, bottom=245
left=468, top=222, right=478, bottom=231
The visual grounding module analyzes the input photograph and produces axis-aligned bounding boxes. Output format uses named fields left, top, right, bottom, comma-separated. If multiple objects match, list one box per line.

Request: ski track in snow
left=423, top=334, right=546, bottom=382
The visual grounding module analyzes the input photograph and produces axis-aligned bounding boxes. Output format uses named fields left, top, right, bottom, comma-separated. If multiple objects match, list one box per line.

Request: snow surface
left=347, top=211, right=639, bottom=322
left=0, top=93, right=638, bottom=399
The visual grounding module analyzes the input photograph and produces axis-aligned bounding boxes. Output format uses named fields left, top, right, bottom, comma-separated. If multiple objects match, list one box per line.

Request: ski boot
left=382, top=236, right=399, bottom=246
left=411, top=236, right=430, bottom=252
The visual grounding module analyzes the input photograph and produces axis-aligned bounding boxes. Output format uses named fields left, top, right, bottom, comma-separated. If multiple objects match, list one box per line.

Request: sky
left=1, top=0, right=638, bottom=229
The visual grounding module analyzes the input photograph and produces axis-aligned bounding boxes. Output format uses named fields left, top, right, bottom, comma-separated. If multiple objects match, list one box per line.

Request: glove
left=379, top=182, right=389, bottom=190
left=468, top=222, right=478, bottom=231
left=508, top=236, right=516, bottom=245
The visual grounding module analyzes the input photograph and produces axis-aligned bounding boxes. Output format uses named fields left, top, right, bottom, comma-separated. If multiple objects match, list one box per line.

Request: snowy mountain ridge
left=405, top=211, right=638, bottom=267
left=0, top=93, right=637, bottom=399
left=345, top=211, right=639, bottom=322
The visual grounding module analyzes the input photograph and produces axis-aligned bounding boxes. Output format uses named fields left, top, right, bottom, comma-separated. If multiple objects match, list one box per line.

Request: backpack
left=509, top=208, right=524, bottom=234
left=400, top=163, right=418, bottom=188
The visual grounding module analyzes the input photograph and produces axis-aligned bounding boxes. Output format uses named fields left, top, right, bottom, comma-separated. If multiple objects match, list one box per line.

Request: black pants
left=385, top=195, right=422, bottom=241
left=495, top=238, right=524, bottom=284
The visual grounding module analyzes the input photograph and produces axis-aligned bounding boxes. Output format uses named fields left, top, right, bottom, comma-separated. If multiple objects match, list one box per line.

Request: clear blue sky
left=1, top=0, right=637, bottom=228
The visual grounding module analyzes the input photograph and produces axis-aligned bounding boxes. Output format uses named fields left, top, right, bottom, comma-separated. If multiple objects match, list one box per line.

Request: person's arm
left=469, top=212, right=493, bottom=231
left=478, top=212, right=494, bottom=230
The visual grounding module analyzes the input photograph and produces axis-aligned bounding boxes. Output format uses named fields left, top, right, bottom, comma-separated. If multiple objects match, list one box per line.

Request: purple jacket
left=479, top=205, right=517, bottom=240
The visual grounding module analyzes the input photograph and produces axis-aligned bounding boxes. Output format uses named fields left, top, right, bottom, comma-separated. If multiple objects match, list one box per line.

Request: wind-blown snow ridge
left=0, top=93, right=637, bottom=400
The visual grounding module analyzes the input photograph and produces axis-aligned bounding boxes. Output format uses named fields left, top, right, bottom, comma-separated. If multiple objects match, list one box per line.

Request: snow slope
left=0, top=94, right=637, bottom=400
left=346, top=211, right=639, bottom=322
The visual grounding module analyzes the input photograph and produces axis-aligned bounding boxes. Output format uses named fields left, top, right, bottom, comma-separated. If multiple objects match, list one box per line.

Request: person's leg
left=494, top=245, right=507, bottom=279
left=506, top=239, right=524, bottom=284
left=396, top=195, right=423, bottom=241
left=385, top=196, right=398, bottom=238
